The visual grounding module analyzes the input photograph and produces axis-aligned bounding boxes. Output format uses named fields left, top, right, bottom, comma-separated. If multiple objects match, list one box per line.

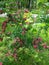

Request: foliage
left=0, top=0, right=49, bottom=65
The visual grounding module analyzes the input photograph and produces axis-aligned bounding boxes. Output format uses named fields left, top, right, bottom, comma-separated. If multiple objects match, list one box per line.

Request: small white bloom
left=32, top=14, right=38, bottom=18
left=0, top=13, right=7, bottom=17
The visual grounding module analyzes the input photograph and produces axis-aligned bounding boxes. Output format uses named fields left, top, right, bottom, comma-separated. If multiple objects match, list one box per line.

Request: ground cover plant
left=0, top=0, right=49, bottom=65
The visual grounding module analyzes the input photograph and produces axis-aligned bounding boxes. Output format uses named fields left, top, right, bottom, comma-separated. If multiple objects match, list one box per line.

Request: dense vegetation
left=0, top=0, right=49, bottom=65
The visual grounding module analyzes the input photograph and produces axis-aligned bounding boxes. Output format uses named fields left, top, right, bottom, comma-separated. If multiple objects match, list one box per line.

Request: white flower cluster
left=0, top=13, right=7, bottom=17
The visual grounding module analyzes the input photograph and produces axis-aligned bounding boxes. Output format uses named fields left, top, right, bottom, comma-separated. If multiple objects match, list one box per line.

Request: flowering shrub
left=0, top=8, right=49, bottom=65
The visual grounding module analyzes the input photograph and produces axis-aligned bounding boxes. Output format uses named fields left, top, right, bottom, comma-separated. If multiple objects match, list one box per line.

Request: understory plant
left=0, top=5, right=49, bottom=65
